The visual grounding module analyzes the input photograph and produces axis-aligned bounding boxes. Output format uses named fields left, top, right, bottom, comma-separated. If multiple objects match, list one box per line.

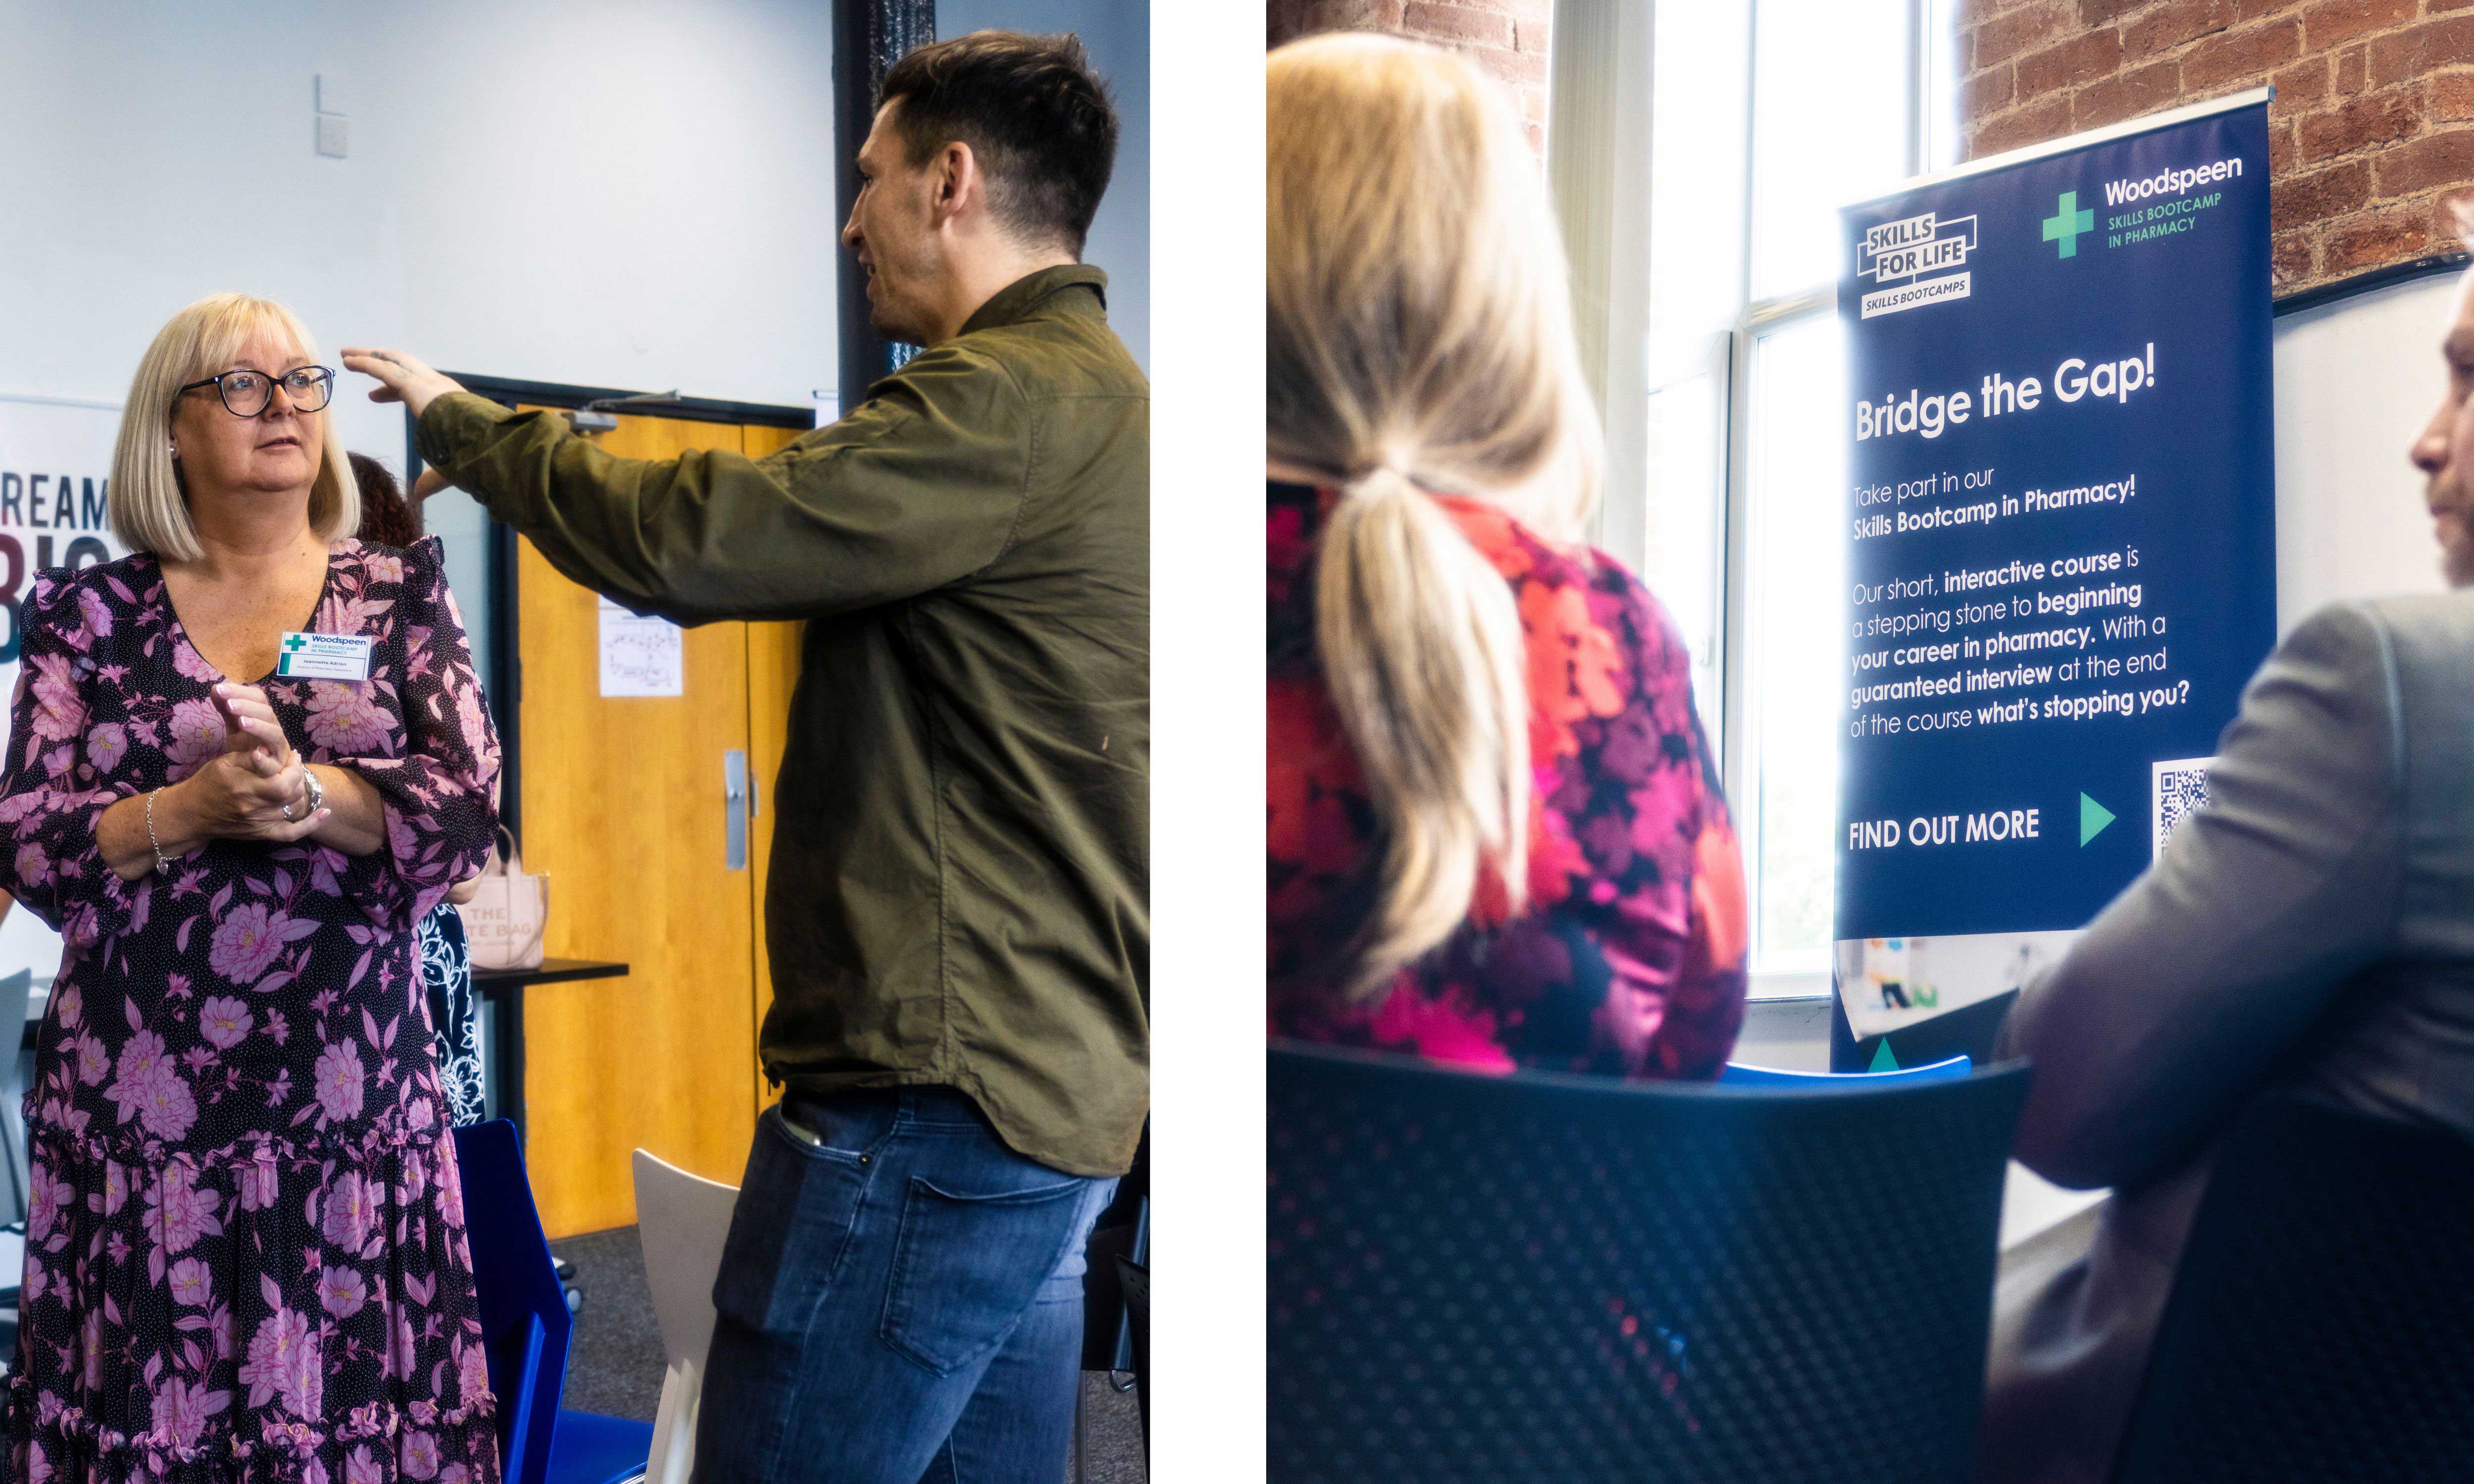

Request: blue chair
left=1268, top=1042, right=2031, bottom=1484
left=450, top=1119, right=654, bottom=1484
left=1721, top=1053, right=1971, bottom=1086
left=549, top=1410, right=657, bottom=1484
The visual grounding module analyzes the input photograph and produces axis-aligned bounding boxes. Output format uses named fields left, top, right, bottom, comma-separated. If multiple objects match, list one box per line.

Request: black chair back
left=2111, top=1094, right=2474, bottom=1484
left=1268, top=1043, right=2031, bottom=1484
left=1116, top=1254, right=1150, bottom=1451
left=1083, top=1122, right=1148, bottom=1371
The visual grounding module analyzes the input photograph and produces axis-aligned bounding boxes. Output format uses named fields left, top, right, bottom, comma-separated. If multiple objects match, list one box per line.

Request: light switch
left=315, top=72, right=348, bottom=115
left=316, top=114, right=348, bottom=159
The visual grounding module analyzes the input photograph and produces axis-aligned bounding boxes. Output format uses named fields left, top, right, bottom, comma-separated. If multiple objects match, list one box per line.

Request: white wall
left=2272, top=270, right=2462, bottom=628
left=0, top=0, right=846, bottom=447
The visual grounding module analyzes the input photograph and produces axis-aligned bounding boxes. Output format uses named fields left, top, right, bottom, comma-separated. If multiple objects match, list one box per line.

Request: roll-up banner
left=1830, top=93, right=2276, bottom=1070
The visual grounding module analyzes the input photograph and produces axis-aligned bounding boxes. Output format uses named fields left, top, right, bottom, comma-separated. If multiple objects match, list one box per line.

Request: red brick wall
left=1959, top=0, right=2474, bottom=293
left=1266, top=0, right=1554, bottom=153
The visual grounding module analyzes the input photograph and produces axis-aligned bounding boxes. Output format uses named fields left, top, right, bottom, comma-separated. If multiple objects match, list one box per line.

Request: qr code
left=2151, top=755, right=2219, bottom=859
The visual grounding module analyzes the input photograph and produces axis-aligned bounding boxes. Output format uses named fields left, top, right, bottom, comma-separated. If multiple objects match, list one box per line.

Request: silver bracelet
left=144, top=789, right=170, bottom=876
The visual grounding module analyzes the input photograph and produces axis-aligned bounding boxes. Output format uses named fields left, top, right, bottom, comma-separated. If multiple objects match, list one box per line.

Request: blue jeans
left=691, top=1087, right=1119, bottom=1484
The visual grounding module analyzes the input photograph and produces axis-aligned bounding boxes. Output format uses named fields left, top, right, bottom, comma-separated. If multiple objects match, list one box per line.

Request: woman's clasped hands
left=181, top=680, right=329, bottom=843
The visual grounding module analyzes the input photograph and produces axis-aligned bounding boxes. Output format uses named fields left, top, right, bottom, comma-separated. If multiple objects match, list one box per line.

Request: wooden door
left=515, top=410, right=760, bottom=1238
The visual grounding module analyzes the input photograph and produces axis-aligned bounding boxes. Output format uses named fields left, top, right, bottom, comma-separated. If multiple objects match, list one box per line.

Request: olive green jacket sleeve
left=414, top=341, right=1032, bottom=624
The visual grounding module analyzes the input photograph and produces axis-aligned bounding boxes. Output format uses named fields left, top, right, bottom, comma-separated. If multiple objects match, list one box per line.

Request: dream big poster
left=0, top=394, right=128, bottom=979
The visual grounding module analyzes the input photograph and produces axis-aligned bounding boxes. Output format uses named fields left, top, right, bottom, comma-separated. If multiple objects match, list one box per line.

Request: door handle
left=723, top=750, right=749, bottom=871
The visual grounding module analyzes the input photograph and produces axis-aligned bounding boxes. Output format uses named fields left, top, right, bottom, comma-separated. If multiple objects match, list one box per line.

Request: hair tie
left=1349, top=456, right=1418, bottom=494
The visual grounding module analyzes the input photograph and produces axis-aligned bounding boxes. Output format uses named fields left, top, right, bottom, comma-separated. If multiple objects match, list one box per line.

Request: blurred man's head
left=842, top=31, right=1118, bottom=346
left=2411, top=202, right=2474, bottom=588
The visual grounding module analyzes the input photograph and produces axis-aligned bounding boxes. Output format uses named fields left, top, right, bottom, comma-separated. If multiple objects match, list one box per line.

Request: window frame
left=1553, top=0, right=1960, bottom=999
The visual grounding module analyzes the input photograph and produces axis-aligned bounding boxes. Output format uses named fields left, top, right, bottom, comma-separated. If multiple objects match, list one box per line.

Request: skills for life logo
left=1855, top=210, right=1978, bottom=320
left=2042, top=192, right=2095, bottom=258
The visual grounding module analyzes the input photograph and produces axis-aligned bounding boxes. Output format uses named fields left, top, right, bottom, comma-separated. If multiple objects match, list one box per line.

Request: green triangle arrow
left=2080, top=791, right=2116, bottom=846
left=1868, top=1040, right=1900, bottom=1071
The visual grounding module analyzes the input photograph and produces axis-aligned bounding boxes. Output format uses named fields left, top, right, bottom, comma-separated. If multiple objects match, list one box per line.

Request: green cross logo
left=282, top=635, right=310, bottom=653
left=2042, top=191, right=2095, bottom=258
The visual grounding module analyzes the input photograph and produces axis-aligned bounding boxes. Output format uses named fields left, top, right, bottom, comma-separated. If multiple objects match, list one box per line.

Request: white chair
left=629, top=1149, right=740, bottom=1484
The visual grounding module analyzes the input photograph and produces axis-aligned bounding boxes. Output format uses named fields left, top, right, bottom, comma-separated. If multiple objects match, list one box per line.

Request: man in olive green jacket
left=348, top=32, right=1143, bottom=1484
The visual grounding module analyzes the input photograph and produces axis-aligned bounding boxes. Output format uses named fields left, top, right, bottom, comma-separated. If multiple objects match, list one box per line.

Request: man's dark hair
left=880, top=31, right=1118, bottom=258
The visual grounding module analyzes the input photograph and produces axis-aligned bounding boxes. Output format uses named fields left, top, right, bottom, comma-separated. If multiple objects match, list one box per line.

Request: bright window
left=1641, top=0, right=1960, bottom=993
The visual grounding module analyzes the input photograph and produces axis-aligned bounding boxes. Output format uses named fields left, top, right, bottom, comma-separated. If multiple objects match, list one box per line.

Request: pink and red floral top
left=1268, top=482, right=1749, bottom=1079
left=0, top=537, right=505, bottom=1482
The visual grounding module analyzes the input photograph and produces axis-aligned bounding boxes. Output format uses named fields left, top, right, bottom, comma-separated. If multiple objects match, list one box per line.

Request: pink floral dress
left=1267, top=482, right=1750, bottom=1079
left=0, top=537, right=504, bottom=1483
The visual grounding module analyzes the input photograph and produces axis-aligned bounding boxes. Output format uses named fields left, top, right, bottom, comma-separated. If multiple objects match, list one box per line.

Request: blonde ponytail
left=1271, top=34, right=1601, bottom=995
left=1316, top=468, right=1531, bottom=998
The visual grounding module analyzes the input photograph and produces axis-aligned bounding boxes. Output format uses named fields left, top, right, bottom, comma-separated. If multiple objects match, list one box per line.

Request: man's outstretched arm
left=344, top=345, right=1030, bottom=624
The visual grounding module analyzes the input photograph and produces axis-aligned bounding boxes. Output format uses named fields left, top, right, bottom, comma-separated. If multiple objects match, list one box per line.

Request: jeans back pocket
left=879, top=1172, right=1093, bottom=1376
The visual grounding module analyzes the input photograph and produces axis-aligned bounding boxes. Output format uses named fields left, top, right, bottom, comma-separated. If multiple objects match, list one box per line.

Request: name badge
left=276, top=632, right=374, bottom=682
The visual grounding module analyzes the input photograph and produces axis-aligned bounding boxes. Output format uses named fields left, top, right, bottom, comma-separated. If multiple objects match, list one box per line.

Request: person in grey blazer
left=1978, top=248, right=2474, bottom=1484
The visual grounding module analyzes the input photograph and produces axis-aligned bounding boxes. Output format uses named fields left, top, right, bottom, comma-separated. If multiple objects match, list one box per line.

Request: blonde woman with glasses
left=1267, top=34, right=1749, bottom=1079
left=0, top=294, right=504, bottom=1482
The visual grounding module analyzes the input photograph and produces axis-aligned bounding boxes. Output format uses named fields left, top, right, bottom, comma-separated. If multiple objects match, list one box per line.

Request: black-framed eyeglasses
left=176, top=365, right=335, bottom=417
